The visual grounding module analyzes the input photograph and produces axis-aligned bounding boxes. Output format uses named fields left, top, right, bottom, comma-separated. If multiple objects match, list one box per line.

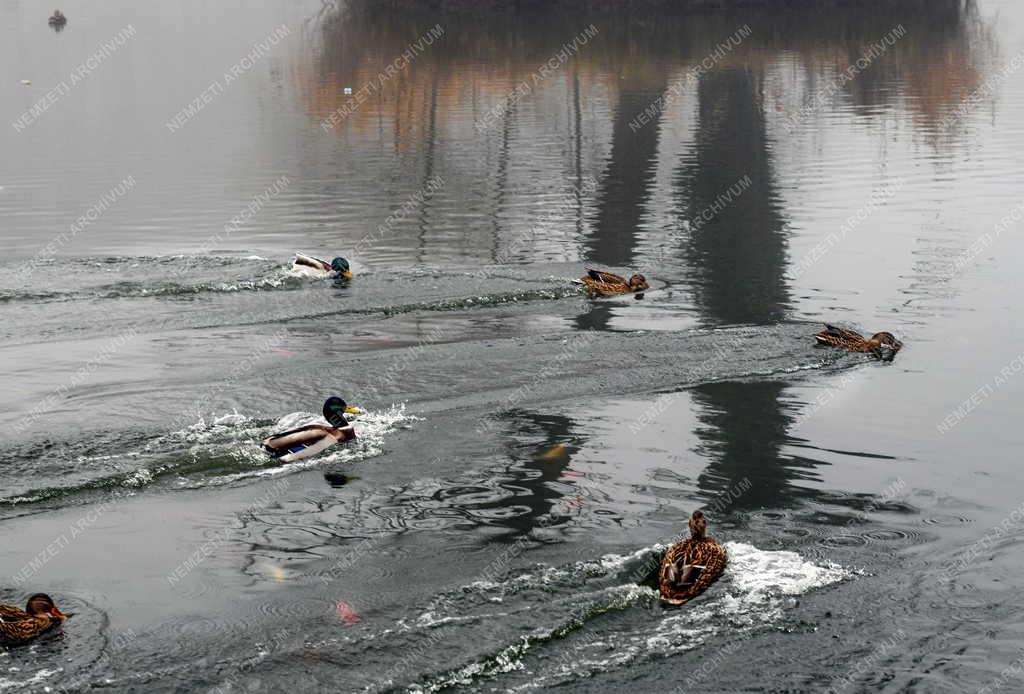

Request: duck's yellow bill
left=342, top=270, right=353, bottom=280
left=345, top=405, right=362, bottom=414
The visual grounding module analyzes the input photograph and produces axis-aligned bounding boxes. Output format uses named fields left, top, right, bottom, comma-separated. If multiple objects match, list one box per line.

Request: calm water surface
left=2, top=0, right=1024, bottom=691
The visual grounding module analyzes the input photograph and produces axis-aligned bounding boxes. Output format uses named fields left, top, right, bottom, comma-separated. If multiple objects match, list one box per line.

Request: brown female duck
left=658, top=511, right=727, bottom=605
left=814, top=324, right=902, bottom=359
left=577, top=269, right=649, bottom=296
left=0, top=593, right=67, bottom=646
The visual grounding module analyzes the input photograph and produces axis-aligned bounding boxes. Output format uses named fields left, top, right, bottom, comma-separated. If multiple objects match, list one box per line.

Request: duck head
left=331, top=257, right=352, bottom=280
left=868, top=332, right=901, bottom=360
left=628, top=274, right=649, bottom=292
left=323, top=396, right=361, bottom=427
left=26, top=593, right=66, bottom=622
left=689, top=510, right=707, bottom=540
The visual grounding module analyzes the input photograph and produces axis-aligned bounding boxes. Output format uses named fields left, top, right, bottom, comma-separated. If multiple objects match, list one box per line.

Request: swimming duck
left=48, top=10, right=66, bottom=25
left=291, top=252, right=352, bottom=280
left=0, top=594, right=67, bottom=646
left=576, top=268, right=649, bottom=296
left=262, top=397, right=361, bottom=463
left=814, top=324, right=902, bottom=360
left=658, top=510, right=727, bottom=605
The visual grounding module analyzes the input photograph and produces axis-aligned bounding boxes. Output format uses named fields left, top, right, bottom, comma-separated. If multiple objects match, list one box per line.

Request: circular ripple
left=752, top=510, right=789, bottom=521
left=777, top=526, right=815, bottom=539
left=819, top=534, right=868, bottom=547
left=922, top=515, right=972, bottom=526
left=863, top=528, right=919, bottom=543
left=147, top=612, right=249, bottom=658
left=176, top=576, right=218, bottom=600
left=303, top=544, right=411, bottom=586
left=248, top=595, right=332, bottom=622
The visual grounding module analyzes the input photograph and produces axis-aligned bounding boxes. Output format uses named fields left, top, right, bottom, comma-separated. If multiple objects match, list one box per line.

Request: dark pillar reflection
left=586, top=79, right=668, bottom=268
left=472, top=409, right=582, bottom=542
left=572, top=70, right=585, bottom=240
left=490, top=96, right=515, bottom=263
left=674, top=67, right=799, bottom=509
left=690, top=381, right=804, bottom=512
left=676, top=67, right=788, bottom=326
left=417, top=66, right=441, bottom=263
left=577, top=73, right=667, bottom=332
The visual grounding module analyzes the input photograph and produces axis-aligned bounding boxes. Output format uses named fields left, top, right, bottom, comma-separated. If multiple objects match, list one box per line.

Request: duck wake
left=400, top=542, right=852, bottom=692
left=0, top=405, right=413, bottom=509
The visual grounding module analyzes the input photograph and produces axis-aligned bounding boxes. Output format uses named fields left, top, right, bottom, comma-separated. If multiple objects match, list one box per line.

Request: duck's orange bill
left=50, top=607, right=66, bottom=620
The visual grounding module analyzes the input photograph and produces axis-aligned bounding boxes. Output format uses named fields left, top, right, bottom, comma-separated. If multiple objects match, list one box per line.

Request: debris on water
left=336, top=600, right=361, bottom=623
left=538, top=444, right=566, bottom=461
left=21, top=80, right=31, bottom=85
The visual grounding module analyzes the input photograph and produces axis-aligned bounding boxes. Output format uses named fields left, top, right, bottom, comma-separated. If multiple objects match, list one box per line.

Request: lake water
left=2, top=0, right=1023, bottom=691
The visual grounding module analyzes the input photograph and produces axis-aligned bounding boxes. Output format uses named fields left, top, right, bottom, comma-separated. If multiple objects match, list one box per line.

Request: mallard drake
left=658, top=510, right=727, bottom=605
left=814, top=324, right=902, bottom=359
left=0, top=594, right=67, bottom=646
left=291, top=252, right=352, bottom=280
left=262, top=397, right=361, bottom=463
left=48, top=10, right=66, bottom=25
left=576, top=269, right=649, bottom=296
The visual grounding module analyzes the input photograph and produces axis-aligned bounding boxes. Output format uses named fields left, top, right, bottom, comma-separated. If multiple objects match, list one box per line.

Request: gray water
left=2, top=0, right=1023, bottom=691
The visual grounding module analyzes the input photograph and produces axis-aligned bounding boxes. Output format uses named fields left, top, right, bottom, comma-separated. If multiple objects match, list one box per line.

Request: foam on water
left=0, top=667, right=61, bottom=692
left=161, top=411, right=260, bottom=446
left=0, top=406, right=413, bottom=506
left=152, top=404, right=414, bottom=485
left=218, top=403, right=415, bottom=482
left=409, top=541, right=852, bottom=692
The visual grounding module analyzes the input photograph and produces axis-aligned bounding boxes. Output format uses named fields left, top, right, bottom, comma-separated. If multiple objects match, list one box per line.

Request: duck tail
left=814, top=326, right=838, bottom=346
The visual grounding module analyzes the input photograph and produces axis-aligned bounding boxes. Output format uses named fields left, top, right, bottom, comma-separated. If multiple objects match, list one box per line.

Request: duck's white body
left=291, top=252, right=335, bottom=278
left=262, top=423, right=355, bottom=463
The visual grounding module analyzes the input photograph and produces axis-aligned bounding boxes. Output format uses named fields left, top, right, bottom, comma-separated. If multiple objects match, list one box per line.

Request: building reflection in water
left=293, top=1, right=988, bottom=267
left=294, top=0, right=993, bottom=516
